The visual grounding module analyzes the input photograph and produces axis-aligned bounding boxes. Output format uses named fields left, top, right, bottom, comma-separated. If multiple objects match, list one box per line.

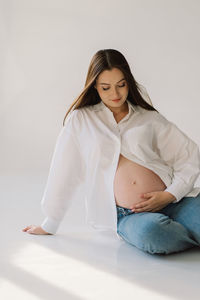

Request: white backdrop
left=1, top=0, right=200, bottom=180
left=1, top=3, right=200, bottom=296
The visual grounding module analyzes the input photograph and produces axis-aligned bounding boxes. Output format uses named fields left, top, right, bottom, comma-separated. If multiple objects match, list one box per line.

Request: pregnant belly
left=113, top=154, right=167, bottom=209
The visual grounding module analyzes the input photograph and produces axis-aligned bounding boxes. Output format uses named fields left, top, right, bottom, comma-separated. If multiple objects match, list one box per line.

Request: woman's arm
left=155, top=118, right=200, bottom=203
left=22, top=110, right=85, bottom=235
left=40, top=123, right=86, bottom=234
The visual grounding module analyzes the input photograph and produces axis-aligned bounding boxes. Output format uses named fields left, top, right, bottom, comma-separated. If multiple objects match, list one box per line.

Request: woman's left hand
left=131, top=191, right=176, bottom=213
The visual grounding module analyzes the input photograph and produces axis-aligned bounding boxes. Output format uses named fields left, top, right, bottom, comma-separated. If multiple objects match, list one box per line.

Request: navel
left=131, top=180, right=136, bottom=185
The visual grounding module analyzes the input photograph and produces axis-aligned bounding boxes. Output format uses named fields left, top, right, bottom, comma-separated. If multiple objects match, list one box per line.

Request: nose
left=110, top=86, right=120, bottom=98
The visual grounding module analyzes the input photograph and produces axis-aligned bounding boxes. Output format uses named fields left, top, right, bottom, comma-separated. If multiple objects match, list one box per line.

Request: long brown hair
left=63, top=49, right=158, bottom=126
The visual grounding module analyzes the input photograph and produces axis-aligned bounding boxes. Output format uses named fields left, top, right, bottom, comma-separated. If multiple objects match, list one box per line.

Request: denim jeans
left=116, top=193, right=200, bottom=255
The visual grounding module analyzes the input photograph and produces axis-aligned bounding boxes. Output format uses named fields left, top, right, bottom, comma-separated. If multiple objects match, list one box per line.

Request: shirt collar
left=92, top=99, right=138, bottom=114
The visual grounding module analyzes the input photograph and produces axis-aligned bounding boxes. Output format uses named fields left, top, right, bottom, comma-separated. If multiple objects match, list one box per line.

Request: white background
left=1, top=2, right=200, bottom=299
left=1, top=0, right=200, bottom=176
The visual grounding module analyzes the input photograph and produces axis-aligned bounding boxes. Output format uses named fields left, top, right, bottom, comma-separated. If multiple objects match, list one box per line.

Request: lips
left=112, top=99, right=121, bottom=102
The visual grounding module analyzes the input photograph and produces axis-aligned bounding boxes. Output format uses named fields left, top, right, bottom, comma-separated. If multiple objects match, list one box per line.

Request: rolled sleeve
left=155, top=118, right=200, bottom=203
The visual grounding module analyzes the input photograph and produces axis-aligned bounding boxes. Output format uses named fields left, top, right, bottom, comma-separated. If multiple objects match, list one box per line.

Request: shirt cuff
left=40, top=217, right=60, bottom=234
left=164, top=181, right=191, bottom=203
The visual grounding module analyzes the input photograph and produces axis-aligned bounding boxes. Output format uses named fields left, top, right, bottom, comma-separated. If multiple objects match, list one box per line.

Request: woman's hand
left=22, top=225, right=52, bottom=235
left=131, top=191, right=176, bottom=213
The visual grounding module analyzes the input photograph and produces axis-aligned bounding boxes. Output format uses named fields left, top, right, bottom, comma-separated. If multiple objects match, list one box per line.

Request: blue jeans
left=116, top=194, right=200, bottom=255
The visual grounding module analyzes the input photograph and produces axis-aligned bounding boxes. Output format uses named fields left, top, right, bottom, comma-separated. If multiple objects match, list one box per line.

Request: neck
left=107, top=101, right=128, bottom=115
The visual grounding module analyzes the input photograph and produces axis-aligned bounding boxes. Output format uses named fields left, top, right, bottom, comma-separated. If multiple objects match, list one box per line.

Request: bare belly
left=114, top=154, right=167, bottom=209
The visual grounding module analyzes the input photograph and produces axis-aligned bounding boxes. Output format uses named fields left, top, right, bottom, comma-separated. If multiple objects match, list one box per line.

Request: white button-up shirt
left=41, top=99, right=200, bottom=237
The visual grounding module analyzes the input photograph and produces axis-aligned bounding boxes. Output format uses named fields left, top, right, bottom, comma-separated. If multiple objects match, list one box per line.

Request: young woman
left=22, top=49, right=200, bottom=255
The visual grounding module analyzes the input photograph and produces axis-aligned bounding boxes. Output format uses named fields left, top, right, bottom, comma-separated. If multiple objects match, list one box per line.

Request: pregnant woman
left=23, top=49, right=200, bottom=255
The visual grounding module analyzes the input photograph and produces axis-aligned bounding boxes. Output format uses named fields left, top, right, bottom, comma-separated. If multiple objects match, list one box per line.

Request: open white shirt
left=41, top=99, right=200, bottom=237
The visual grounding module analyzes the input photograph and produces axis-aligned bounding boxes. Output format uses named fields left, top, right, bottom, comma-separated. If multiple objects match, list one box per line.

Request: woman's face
left=94, top=68, right=129, bottom=112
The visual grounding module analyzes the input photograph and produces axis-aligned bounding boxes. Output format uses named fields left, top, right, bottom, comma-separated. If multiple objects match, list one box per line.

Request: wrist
left=163, top=191, right=176, bottom=202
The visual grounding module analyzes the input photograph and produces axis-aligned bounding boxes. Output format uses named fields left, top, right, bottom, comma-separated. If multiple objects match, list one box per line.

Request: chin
left=113, top=100, right=126, bottom=105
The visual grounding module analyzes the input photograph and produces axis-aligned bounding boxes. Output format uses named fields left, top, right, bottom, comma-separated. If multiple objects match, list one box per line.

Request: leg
left=159, top=193, right=200, bottom=245
left=117, top=209, right=199, bottom=255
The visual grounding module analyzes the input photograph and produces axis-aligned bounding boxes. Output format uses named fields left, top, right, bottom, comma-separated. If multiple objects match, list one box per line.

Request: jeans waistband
left=116, top=205, right=134, bottom=217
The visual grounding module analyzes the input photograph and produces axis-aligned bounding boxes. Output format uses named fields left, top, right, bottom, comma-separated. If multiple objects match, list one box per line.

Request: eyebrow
left=99, top=78, right=125, bottom=85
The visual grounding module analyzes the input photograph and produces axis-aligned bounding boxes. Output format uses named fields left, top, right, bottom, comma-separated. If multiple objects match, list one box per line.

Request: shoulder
left=147, top=110, right=188, bottom=141
left=63, top=108, right=84, bottom=133
left=137, top=106, right=171, bottom=127
left=153, top=111, right=171, bottom=127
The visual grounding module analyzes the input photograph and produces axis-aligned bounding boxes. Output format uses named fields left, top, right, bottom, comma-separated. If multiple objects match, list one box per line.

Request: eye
left=119, top=83, right=126, bottom=88
left=102, top=82, right=126, bottom=91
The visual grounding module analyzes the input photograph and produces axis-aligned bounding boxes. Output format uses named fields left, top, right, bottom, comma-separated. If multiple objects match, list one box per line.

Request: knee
left=118, top=213, right=172, bottom=254
left=139, top=214, right=171, bottom=241
left=138, top=214, right=175, bottom=254
left=142, top=213, right=170, bottom=229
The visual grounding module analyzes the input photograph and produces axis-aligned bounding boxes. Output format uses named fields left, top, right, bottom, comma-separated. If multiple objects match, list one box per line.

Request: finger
left=27, top=229, right=34, bottom=234
left=132, top=201, right=150, bottom=210
left=22, top=226, right=32, bottom=231
left=133, top=207, right=153, bottom=213
left=132, top=202, right=152, bottom=212
left=141, top=193, right=152, bottom=199
left=151, top=206, right=165, bottom=213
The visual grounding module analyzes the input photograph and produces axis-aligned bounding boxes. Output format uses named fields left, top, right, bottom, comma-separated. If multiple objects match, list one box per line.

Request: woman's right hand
left=22, top=225, right=53, bottom=235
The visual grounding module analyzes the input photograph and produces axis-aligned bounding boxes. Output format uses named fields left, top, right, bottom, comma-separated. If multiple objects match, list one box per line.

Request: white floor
left=1, top=173, right=200, bottom=300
